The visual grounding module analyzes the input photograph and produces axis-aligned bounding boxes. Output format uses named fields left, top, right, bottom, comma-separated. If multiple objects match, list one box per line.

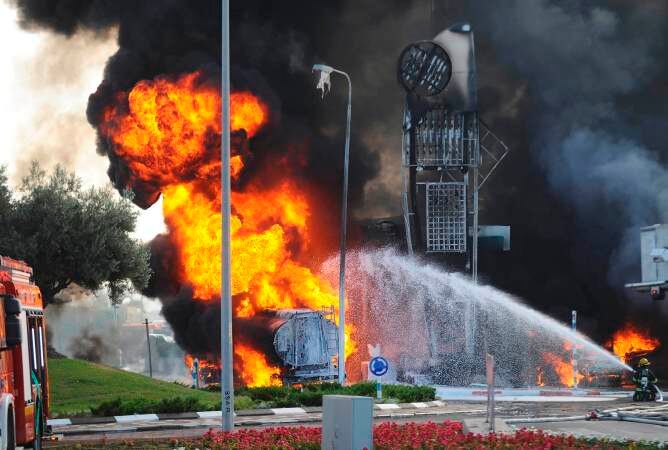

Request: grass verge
left=48, top=358, right=219, bottom=417
left=49, top=358, right=435, bottom=417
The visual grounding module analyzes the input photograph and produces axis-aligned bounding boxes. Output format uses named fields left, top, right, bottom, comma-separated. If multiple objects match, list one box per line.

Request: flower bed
left=197, top=421, right=660, bottom=449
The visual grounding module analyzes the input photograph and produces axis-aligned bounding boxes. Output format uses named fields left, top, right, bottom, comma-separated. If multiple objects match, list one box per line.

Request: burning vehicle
left=269, top=309, right=339, bottom=384
left=190, top=308, right=339, bottom=386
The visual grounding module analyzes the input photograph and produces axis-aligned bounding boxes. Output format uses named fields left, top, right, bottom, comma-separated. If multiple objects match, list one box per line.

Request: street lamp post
left=312, top=64, right=351, bottom=386
left=220, top=0, right=235, bottom=432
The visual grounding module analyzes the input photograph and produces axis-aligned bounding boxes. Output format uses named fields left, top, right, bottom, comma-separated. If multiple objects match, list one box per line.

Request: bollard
left=486, top=353, right=495, bottom=432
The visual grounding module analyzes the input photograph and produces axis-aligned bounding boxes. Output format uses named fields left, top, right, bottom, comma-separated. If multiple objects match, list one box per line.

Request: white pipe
left=618, top=416, right=668, bottom=427
left=507, top=403, right=668, bottom=425
left=505, top=415, right=586, bottom=424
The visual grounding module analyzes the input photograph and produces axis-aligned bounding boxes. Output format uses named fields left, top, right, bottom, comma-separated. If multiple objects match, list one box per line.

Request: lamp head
left=312, top=64, right=334, bottom=74
left=312, top=64, right=333, bottom=98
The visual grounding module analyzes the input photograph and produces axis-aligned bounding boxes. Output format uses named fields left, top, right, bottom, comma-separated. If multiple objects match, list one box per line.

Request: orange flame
left=101, top=71, right=352, bottom=386
left=542, top=352, right=585, bottom=388
left=101, top=73, right=266, bottom=186
left=608, top=323, right=659, bottom=364
left=535, top=366, right=545, bottom=387
left=234, top=344, right=282, bottom=387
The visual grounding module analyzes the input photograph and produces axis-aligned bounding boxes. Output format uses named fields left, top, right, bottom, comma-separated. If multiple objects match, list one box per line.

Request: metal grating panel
left=414, top=110, right=478, bottom=167
left=477, top=120, right=510, bottom=189
left=426, top=182, right=466, bottom=252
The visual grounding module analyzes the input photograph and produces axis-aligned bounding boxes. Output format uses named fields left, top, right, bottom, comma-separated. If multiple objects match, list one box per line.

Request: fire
left=535, top=366, right=545, bottom=387
left=608, top=323, right=659, bottom=363
left=542, top=352, right=584, bottom=388
left=101, top=70, right=352, bottom=386
left=101, top=73, right=266, bottom=186
left=230, top=92, right=268, bottom=137
left=234, top=344, right=282, bottom=387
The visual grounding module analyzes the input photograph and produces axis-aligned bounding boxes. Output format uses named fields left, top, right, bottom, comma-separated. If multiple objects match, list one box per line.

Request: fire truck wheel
left=6, top=408, right=15, bottom=450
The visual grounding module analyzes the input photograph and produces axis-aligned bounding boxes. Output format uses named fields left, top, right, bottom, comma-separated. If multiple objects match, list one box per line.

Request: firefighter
left=632, top=357, right=658, bottom=401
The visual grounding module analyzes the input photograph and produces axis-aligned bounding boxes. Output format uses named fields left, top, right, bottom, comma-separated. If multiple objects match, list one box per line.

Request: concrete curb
left=439, top=387, right=628, bottom=398
left=47, top=405, right=467, bottom=436
left=462, top=417, right=513, bottom=434
left=47, top=401, right=448, bottom=427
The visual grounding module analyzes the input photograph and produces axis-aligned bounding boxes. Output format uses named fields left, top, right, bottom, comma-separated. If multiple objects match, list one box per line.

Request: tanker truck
left=197, top=308, right=339, bottom=386
left=270, top=308, right=339, bottom=384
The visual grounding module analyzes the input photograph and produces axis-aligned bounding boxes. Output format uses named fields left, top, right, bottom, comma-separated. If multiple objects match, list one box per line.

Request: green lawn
left=48, top=358, right=219, bottom=418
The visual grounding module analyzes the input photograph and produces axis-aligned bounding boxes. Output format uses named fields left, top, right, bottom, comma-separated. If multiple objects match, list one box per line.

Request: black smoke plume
left=70, top=327, right=112, bottom=363
left=12, top=0, right=668, bottom=366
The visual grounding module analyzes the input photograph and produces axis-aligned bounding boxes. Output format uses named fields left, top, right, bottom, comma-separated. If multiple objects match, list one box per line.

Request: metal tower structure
left=398, top=23, right=510, bottom=357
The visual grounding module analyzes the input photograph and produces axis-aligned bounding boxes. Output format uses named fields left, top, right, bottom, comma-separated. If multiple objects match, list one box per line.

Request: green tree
left=0, top=162, right=151, bottom=305
left=0, top=166, right=20, bottom=258
left=0, top=166, right=9, bottom=208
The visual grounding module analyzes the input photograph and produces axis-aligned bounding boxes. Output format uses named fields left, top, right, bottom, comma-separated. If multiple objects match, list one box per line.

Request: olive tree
left=0, top=163, right=151, bottom=304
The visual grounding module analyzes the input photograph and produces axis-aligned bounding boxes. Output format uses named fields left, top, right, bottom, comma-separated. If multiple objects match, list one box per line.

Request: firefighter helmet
left=639, top=357, right=650, bottom=366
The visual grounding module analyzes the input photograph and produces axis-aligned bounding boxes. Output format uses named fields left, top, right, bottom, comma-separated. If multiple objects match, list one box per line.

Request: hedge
left=89, top=383, right=435, bottom=416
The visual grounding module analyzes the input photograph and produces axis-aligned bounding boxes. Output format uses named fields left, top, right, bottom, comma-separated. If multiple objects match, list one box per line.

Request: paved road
left=524, top=420, right=668, bottom=442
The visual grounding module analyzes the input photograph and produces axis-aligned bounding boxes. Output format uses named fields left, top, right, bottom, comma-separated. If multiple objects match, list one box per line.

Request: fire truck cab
left=0, top=256, right=48, bottom=449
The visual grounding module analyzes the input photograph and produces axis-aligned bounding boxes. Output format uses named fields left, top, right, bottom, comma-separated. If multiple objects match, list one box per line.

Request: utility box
left=322, top=395, right=373, bottom=450
left=626, top=224, right=668, bottom=300
left=477, top=225, right=511, bottom=252
left=640, top=225, right=668, bottom=283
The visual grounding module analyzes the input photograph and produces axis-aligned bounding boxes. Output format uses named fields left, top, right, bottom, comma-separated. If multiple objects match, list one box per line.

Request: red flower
left=195, top=420, right=648, bottom=449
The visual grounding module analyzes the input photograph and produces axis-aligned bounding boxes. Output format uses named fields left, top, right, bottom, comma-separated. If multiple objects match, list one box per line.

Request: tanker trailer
left=271, top=309, right=339, bottom=384
left=239, top=308, right=339, bottom=385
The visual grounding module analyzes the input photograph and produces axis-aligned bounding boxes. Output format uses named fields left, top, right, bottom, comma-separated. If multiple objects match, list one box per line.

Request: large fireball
left=100, top=71, right=352, bottom=386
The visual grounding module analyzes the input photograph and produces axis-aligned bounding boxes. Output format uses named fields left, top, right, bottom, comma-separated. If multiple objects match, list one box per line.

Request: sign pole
left=144, top=318, right=153, bottom=378
left=221, top=0, right=235, bottom=432
left=572, top=310, right=577, bottom=389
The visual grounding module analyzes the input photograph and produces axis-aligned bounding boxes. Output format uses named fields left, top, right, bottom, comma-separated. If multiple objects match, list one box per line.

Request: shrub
left=91, top=397, right=210, bottom=416
left=344, top=382, right=376, bottom=397
left=291, top=390, right=322, bottom=407
left=304, top=382, right=340, bottom=392
left=234, top=395, right=256, bottom=410
left=237, top=386, right=293, bottom=402
left=90, top=398, right=123, bottom=417
left=232, top=382, right=433, bottom=408
left=382, top=384, right=435, bottom=402
left=203, top=382, right=220, bottom=392
left=189, top=382, right=435, bottom=411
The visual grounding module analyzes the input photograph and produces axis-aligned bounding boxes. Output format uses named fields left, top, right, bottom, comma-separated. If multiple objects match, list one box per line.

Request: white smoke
left=47, top=288, right=189, bottom=382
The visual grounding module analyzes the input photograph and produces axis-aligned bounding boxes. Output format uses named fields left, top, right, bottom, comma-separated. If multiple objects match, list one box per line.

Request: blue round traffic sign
left=369, top=356, right=389, bottom=376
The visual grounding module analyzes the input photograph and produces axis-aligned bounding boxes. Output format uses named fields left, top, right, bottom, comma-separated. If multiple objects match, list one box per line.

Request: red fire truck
left=0, top=256, right=48, bottom=449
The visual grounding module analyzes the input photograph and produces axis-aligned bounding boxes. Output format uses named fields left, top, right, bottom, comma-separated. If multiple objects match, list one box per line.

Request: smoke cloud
left=0, top=9, right=116, bottom=187
left=12, top=0, right=668, bottom=359
left=47, top=287, right=188, bottom=379
left=458, top=0, right=668, bottom=331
